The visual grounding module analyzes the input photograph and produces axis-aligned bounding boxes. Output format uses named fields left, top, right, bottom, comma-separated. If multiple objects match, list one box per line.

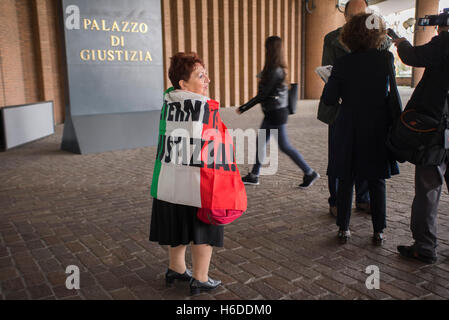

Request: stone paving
left=1, top=89, right=449, bottom=300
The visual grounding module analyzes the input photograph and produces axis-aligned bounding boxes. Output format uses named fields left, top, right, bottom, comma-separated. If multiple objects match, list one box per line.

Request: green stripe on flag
left=151, top=87, right=174, bottom=198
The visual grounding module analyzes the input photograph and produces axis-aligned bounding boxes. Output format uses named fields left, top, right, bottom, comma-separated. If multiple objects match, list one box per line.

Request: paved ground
left=1, top=88, right=449, bottom=300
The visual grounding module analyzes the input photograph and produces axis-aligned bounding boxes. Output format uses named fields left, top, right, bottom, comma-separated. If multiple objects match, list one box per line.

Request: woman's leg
left=277, top=125, right=313, bottom=175
left=368, top=179, right=387, bottom=233
left=336, top=178, right=354, bottom=231
left=191, top=244, right=213, bottom=282
left=251, top=118, right=271, bottom=176
left=168, top=245, right=187, bottom=273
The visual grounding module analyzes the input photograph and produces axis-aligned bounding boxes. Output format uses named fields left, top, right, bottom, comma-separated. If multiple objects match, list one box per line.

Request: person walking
left=237, top=36, right=319, bottom=188
left=321, top=13, right=401, bottom=245
left=149, top=52, right=247, bottom=294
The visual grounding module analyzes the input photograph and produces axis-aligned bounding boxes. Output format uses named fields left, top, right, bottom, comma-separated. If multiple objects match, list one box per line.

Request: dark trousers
left=328, top=123, right=370, bottom=206
left=410, top=155, right=449, bottom=257
left=251, top=118, right=312, bottom=176
left=328, top=176, right=370, bottom=206
left=336, top=178, right=386, bottom=233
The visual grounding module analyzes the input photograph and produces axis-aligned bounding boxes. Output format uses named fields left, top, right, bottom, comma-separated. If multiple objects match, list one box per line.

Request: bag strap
left=386, top=52, right=398, bottom=91
left=385, top=51, right=403, bottom=116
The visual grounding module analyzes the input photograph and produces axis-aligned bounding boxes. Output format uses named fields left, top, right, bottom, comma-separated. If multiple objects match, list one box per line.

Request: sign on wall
left=61, top=0, right=164, bottom=154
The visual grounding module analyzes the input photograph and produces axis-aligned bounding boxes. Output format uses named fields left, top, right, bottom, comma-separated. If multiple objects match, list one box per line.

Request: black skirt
left=149, top=198, right=224, bottom=247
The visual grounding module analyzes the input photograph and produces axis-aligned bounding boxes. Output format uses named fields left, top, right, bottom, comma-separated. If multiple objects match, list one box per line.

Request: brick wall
left=33, top=0, right=66, bottom=124
left=16, top=0, right=41, bottom=104
left=0, top=0, right=27, bottom=107
left=0, top=0, right=65, bottom=124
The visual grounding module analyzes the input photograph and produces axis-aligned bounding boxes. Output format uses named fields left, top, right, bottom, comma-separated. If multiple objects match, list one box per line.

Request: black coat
left=397, top=31, right=449, bottom=120
left=321, top=49, right=400, bottom=180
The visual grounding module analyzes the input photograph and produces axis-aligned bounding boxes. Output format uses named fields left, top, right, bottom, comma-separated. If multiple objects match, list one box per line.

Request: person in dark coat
left=320, top=0, right=372, bottom=217
left=321, top=13, right=400, bottom=245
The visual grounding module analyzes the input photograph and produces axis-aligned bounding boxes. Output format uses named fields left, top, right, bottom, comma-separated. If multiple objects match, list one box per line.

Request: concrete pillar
left=304, top=0, right=345, bottom=99
left=412, top=0, right=440, bottom=87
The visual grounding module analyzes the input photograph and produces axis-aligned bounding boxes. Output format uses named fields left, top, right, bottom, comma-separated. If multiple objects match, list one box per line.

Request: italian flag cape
left=151, top=88, right=247, bottom=211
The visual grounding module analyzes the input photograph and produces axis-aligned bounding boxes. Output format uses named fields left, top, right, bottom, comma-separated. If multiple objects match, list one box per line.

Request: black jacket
left=321, top=49, right=399, bottom=179
left=322, top=27, right=350, bottom=66
left=397, top=31, right=449, bottom=120
left=239, top=67, right=288, bottom=124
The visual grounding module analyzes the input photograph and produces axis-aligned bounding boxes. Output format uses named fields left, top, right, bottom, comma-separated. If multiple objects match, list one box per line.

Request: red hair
left=168, top=52, right=205, bottom=89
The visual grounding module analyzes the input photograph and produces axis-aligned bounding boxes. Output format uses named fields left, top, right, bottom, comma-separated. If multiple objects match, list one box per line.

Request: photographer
left=393, top=22, right=449, bottom=264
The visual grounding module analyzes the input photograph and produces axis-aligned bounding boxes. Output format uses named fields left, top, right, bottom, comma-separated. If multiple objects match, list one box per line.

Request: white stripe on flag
left=157, top=164, right=202, bottom=208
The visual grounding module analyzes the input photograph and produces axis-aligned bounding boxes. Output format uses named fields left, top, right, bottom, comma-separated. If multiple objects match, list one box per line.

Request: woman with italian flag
left=149, top=52, right=247, bottom=295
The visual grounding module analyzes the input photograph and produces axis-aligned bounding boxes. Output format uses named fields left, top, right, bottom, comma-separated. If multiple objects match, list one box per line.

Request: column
left=304, top=0, right=345, bottom=99
left=412, top=0, right=440, bottom=87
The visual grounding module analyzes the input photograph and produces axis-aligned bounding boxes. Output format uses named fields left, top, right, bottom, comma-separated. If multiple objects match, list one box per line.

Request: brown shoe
left=329, top=206, right=337, bottom=217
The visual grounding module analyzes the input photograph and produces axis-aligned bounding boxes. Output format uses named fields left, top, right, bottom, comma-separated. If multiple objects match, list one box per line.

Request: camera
left=418, top=8, right=449, bottom=27
left=387, top=28, right=400, bottom=40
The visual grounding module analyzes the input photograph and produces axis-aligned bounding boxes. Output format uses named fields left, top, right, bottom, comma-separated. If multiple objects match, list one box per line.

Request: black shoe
left=242, top=173, right=259, bottom=185
left=373, top=232, right=385, bottom=246
left=337, top=229, right=351, bottom=244
left=299, top=171, right=320, bottom=189
left=190, top=277, right=222, bottom=295
left=397, top=245, right=437, bottom=264
left=165, top=268, right=193, bottom=287
left=356, top=202, right=371, bottom=214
